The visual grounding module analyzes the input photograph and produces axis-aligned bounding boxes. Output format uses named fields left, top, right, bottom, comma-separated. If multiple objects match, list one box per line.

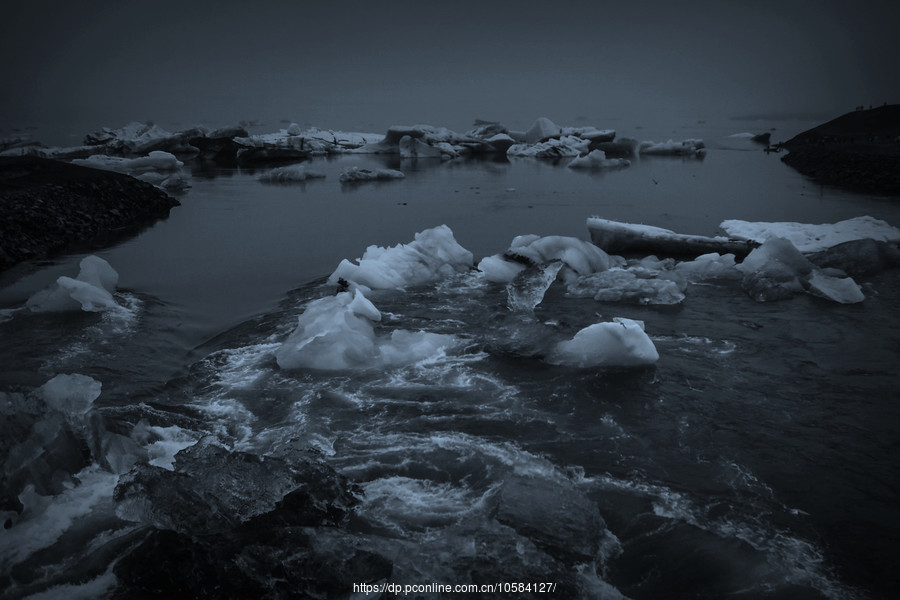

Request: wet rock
left=494, top=474, right=607, bottom=563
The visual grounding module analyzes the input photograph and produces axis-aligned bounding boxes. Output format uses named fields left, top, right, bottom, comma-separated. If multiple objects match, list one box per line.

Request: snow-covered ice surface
left=720, top=216, right=900, bottom=252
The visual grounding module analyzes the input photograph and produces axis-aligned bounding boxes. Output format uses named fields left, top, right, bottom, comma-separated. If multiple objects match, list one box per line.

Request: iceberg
left=567, top=150, right=630, bottom=169
left=525, top=117, right=562, bottom=144
left=737, top=237, right=865, bottom=303
left=26, top=255, right=121, bottom=313
left=399, top=135, right=455, bottom=159
left=720, top=216, right=900, bottom=253
left=72, top=151, right=189, bottom=192
left=327, top=225, right=473, bottom=290
left=639, top=138, right=705, bottom=157
left=549, top=318, right=659, bottom=368
left=72, top=151, right=184, bottom=174
left=258, top=165, right=326, bottom=183
left=507, top=136, right=590, bottom=158
left=338, top=166, right=405, bottom=183
left=274, top=289, right=457, bottom=370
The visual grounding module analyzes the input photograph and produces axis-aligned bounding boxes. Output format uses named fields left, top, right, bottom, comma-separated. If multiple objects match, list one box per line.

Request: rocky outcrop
left=0, top=157, right=179, bottom=271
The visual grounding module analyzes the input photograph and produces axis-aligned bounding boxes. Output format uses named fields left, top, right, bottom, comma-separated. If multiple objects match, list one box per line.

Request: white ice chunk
left=27, top=255, right=120, bottom=313
left=338, top=166, right=405, bottom=183
left=328, top=225, right=473, bottom=290
left=806, top=272, right=865, bottom=304
left=73, top=150, right=183, bottom=174
left=39, top=373, right=101, bottom=416
left=567, top=150, right=630, bottom=169
left=506, top=235, right=611, bottom=278
left=720, top=216, right=900, bottom=253
left=477, top=254, right=527, bottom=283
left=549, top=318, right=659, bottom=368
left=275, top=289, right=457, bottom=370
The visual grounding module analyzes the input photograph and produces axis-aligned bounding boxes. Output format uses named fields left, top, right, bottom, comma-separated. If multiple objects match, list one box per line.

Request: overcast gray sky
left=2, top=0, right=898, bottom=142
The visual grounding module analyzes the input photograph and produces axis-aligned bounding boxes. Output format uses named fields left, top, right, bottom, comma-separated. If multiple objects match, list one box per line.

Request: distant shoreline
left=779, top=105, right=900, bottom=197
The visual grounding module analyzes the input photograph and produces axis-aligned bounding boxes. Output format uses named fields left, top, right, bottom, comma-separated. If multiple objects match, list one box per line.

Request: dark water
left=2, top=123, right=900, bottom=599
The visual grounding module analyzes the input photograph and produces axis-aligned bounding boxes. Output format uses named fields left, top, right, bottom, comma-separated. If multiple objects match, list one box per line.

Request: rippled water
left=2, top=124, right=900, bottom=599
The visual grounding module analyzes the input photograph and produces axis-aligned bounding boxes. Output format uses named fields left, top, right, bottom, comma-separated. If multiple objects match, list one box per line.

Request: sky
left=2, top=0, right=899, bottom=144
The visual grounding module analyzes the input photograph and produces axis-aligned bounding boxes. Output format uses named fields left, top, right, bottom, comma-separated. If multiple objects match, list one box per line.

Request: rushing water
left=2, top=122, right=900, bottom=599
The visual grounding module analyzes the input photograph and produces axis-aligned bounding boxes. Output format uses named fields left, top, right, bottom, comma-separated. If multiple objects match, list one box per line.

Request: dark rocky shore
left=0, top=156, right=179, bottom=272
left=780, top=104, right=900, bottom=196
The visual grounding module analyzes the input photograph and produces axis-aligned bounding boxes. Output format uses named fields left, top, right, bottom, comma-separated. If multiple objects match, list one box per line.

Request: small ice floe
left=549, top=317, right=659, bottom=368
left=720, top=215, right=900, bottom=253
left=567, top=149, right=630, bottom=169
left=257, top=165, right=326, bottom=183
left=338, top=166, right=405, bottom=183
left=27, top=255, right=123, bottom=313
left=274, top=289, right=458, bottom=371
left=327, top=224, right=473, bottom=290
left=639, top=138, right=705, bottom=157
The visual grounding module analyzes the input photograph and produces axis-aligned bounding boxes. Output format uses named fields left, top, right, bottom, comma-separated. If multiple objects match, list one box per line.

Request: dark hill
left=780, top=105, right=900, bottom=196
left=0, top=156, right=180, bottom=272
